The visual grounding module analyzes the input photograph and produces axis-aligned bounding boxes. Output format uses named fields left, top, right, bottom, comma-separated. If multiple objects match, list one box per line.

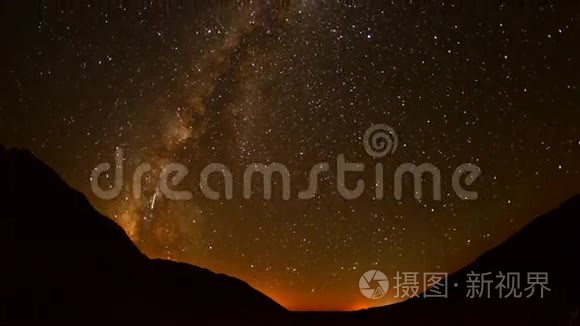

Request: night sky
left=1, top=1, right=579, bottom=311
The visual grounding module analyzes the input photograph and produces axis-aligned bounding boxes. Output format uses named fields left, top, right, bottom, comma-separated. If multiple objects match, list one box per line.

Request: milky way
left=1, top=1, right=580, bottom=310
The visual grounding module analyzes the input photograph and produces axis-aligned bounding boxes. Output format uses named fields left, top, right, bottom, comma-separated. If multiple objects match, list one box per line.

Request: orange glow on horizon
left=263, top=288, right=401, bottom=312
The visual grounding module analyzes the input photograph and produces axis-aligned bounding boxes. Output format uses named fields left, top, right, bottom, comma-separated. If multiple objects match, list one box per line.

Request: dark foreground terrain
left=0, top=145, right=578, bottom=325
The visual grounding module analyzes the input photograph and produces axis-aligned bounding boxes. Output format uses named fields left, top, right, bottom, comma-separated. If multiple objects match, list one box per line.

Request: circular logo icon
left=359, top=270, right=389, bottom=299
left=363, top=124, right=398, bottom=158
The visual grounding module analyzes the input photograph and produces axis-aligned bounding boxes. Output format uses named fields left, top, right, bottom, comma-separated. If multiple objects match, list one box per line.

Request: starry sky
left=1, top=0, right=579, bottom=311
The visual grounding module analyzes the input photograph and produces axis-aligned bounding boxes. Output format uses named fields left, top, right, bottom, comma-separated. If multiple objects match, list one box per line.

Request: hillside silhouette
left=0, top=144, right=578, bottom=325
left=0, top=145, right=286, bottom=325
left=348, top=193, right=580, bottom=325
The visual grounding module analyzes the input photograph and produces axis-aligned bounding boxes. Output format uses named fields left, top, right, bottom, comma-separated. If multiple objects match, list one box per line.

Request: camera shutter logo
left=359, top=270, right=389, bottom=299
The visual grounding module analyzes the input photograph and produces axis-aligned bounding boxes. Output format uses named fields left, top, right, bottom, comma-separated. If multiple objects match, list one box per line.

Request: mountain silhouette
left=350, top=194, right=580, bottom=325
left=1, top=144, right=578, bottom=325
left=0, top=145, right=285, bottom=325
left=280, top=195, right=580, bottom=325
